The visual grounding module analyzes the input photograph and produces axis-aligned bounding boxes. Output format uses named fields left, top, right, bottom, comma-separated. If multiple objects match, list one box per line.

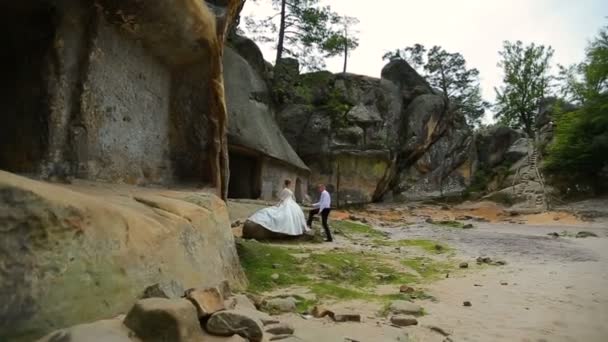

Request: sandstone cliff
left=0, top=171, right=245, bottom=341
left=271, top=57, right=477, bottom=204
left=0, top=1, right=247, bottom=340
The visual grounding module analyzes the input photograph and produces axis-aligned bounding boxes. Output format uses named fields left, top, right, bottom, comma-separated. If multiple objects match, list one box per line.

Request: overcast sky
left=242, top=0, right=607, bottom=122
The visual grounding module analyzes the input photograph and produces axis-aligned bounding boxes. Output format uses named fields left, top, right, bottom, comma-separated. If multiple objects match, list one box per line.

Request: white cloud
left=242, top=0, right=607, bottom=123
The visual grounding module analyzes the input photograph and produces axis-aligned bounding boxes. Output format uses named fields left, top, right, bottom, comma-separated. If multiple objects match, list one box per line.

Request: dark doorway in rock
left=228, top=151, right=261, bottom=199
left=295, top=178, right=303, bottom=203
left=0, top=4, right=54, bottom=173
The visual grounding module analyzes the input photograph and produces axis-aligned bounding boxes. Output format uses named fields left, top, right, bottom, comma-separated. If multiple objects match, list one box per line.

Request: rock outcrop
left=223, top=36, right=309, bottom=201
left=273, top=58, right=476, bottom=203
left=0, top=0, right=243, bottom=199
left=0, top=171, right=245, bottom=341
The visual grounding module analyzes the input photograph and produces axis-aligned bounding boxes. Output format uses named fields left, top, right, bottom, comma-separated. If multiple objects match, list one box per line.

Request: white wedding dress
left=248, top=188, right=309, bottom=236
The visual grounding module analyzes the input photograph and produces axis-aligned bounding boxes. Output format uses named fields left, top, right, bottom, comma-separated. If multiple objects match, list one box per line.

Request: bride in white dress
left=248, top=179, right=309, bottom=236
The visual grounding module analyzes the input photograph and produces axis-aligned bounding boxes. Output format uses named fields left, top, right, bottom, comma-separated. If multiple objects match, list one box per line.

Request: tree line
left=242, top=3, right=607, bottom=193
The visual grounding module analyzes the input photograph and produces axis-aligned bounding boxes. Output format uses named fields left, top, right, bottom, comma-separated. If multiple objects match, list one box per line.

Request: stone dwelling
left=224, top=37, right=310, bottom=202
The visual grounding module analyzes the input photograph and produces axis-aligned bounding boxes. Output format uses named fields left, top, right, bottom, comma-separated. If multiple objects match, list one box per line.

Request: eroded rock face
left=476, top=126, right=525, bottom=168
left=273, top=57, right=475, bottom=203
left=0, top=171, right=245, bottom=341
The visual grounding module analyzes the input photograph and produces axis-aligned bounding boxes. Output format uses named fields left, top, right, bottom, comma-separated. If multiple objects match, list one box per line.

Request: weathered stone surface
left=206, top=310, right=264, bottom=342
left=390, top=315, right=418, bottom=327
left=37, top=316, right=137, bottom=342
left=223, top=45, right=309, bottom=201
left=264, top=297, right=298, bottom=313
left=265, top=323, right=295, bottom=335
left=476, top=126, right=525, bottom=168
left=0, top=171, right=245, bottom=341
left=389, top=301, right=423, bottom=315
left=185, top=287, right=225, bottom=318
left=505, top=138, right=530, bottom=163
left=1, top=1, right=242, bottom=197
left=123, top=298, right=202, bottom=342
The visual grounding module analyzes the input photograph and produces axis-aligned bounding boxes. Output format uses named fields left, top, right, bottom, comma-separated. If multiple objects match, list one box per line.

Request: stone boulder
left=206, top=310, right=265, bottom=342
left=123, top=298, right=202, bottom=342
left=388, top=301, right=424, bottom=315
left=380, top=59, right=433, bottom=100
left=476, top=126, right=525, bottom=168
left=0, top=171, right=245, bottom=341
left=184, top=287, right=226, bottom=318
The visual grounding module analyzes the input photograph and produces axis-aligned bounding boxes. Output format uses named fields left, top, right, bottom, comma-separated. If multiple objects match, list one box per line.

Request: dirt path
left=230, top=200, right=608, bottom=342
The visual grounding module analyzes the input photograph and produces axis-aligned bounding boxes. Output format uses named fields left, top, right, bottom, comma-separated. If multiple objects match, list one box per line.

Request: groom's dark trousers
left=307, top=208, right=333, bottom=241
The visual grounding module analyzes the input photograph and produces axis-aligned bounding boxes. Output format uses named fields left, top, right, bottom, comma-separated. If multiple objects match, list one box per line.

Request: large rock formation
left=273, top=58, right=476, bottom=204
left=223, top=36, right=309, bottom=201
left=0, top=171, right=246, bottom=341
left=0, top=0, right=243, bottom=199
left=0, top=1, right=249, bottom=340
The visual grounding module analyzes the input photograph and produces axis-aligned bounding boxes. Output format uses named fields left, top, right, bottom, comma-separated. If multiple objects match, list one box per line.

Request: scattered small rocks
left=462, top=223, right=474, bottom=229
left=500, top=281, right=509, bottom=286
left=390, top=315, right=418, bottom=327
left=459, top=262, right=469, bottom=269
left=476, top=257, right=507, bottom=266
left=476, top=257, right=492, bottom=265
left=547, top=232, right=560, bottom=238
left=576, top=231, right=598, bottom=238
left=463, top=301, right=472, bottom=307
left=271, top=273, right=280, bottom=280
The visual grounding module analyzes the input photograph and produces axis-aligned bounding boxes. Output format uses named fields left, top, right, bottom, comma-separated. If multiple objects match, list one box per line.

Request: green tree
left=383, top=44, right=488, bottom=127
left=494, top=41, right=554, bottom=137
left=245, top=0, right=356, bottom=71
left=322, top=16, right=360, bottom=73
left=558, top=27, right=608, bottom=103
left=545, top=25, right=608, bottom=192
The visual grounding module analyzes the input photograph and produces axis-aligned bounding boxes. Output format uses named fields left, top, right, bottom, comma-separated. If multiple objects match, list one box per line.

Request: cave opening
left=228, top=150, right=261, bottom=199
left=0, top=4, right=55, bottom=174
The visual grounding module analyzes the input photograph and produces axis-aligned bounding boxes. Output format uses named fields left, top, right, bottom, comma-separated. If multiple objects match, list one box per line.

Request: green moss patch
left=331, top=220, right=386, bottom=239
left=236, top=240, right=447, bottom=304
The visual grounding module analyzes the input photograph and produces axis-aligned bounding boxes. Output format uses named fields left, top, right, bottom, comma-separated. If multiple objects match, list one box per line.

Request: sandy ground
left=230, top=199, right=608, bottom=342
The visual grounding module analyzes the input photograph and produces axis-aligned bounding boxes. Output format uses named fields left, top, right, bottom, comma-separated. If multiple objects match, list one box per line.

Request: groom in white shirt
left=308, top=184, right=333, bottom=242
